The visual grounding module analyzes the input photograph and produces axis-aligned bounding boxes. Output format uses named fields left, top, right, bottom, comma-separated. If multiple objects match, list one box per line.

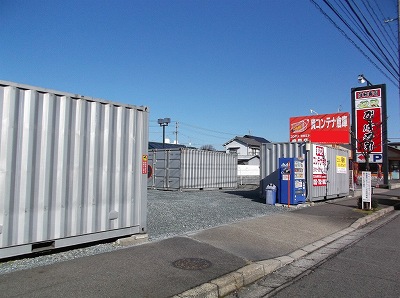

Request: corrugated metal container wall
left=148, top=150, right=181, bottom=189
left=308, top=145, right=350, bottom=200
left=260, top=142, right=306, bottom=198
left=0, top=81, right=148, bottom=259
left=260, top=142, right=350, bottom=201
left=148, top=148, right=237, bottom=190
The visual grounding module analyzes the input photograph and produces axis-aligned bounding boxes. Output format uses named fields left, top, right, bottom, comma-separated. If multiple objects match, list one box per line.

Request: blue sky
left=1, top=0, right=399, bottom=150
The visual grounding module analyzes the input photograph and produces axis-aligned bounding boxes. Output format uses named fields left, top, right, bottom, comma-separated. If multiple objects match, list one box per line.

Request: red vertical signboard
left=354, top=88, right=383, bottom=163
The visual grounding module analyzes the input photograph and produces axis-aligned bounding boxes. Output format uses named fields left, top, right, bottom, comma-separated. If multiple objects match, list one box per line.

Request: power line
left=149, top=119, right=242, bottom=147
left=376, top=0, right=398, bottom=43
left=150, top=120, right=239, bottom=138
left=178, top=121, right=238, bottom=136
left=310, top=0, right=399, bottom=88
left=345, top=0, right=398, bottom=75
left=364, top=0, right=398, bottom=62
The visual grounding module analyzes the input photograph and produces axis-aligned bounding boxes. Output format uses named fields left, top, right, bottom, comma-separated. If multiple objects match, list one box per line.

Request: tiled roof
left=224, top=135, right=270, bottom=147
left=234, top=136, right=260, bottom=147
left=243, top=135, right=270, bottom=144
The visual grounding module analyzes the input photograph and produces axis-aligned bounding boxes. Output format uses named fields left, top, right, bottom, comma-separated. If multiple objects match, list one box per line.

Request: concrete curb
left=174, top=204, right=396, bottom=298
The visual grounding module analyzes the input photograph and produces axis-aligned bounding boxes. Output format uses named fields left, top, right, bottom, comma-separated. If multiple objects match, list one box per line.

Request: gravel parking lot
left=148, top=186, right=289, bottom=241
left=0, top=186, right=290, bottom=274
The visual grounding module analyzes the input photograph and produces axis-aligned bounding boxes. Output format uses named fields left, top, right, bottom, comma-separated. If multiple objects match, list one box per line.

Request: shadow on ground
left=375, top=197, right=400, bottom=209
left=223, top=187, right=263, bottom=203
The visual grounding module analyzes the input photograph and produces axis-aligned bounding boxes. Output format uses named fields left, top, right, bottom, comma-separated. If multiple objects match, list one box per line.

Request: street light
left=158, top=118, right=171, bottom=148
left=357, top=74, right=373, bottom=86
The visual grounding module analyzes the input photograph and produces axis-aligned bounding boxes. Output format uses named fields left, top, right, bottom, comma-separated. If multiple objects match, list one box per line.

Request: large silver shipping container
left=0, top=81, right=149, bottom=259
left=148, top=148, right=237, bottom=190
left=308, top=145, right=349, bottom=201
left=260, top=142, right=306, bottom=199
left=260, top=142, right=349, bottom=202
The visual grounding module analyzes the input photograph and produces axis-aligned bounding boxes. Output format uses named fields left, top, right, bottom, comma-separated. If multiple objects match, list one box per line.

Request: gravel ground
left=0, top=186, right=291, bottom=275
left=147, top=187, right=289, bottom=241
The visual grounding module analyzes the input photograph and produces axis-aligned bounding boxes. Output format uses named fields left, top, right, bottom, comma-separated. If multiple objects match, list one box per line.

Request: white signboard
left=312, top=144, right=327, bottom=186
left=362, top=171, right=372, bottom=206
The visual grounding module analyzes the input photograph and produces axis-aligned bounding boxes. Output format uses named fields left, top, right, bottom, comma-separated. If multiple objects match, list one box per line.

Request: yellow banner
left=336, top=156, right=347, bottom=173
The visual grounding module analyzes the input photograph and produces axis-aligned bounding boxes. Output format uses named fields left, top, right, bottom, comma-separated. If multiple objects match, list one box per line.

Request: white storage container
left=0, top=80, right=149, bottom=258
left=148, top=148, right=237, bottom=190
left=260, top=142, right=349, bottom=201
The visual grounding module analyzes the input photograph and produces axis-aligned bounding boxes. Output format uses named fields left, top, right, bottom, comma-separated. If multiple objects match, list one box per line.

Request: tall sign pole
left=351, top=84, right=388, bottom=186
left=382, top=86, right=389, bottom=186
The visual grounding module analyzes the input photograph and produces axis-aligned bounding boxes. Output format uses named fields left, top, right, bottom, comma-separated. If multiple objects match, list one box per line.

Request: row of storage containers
left=0, top=80, right=350, bottom=258
left=260, top=142, right=350, bottom=203
left=0, top=81, right=149, bottom=259
left=149, top=142, right=350, bottom=203
left=148, top=148, right=238, bottom=190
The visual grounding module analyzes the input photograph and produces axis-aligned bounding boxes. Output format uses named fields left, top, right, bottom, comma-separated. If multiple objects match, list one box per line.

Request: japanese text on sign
left=142, top=155, right=148, bottom=174
left=289, top=112, right=350, bottom=144
left=362, top=171, right=372, bottom=204
left=313, top=145, right=327, bottom=186
left=354, top=87, right=383, bottom=160
left=336, top=155, right=347, bottom=174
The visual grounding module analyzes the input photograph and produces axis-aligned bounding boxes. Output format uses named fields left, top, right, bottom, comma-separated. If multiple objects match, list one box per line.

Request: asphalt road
left=228, top=207, right=400, bottom=298
left=271, top=212, right=400, bottom=298
left=1, top=187, right=399, bottom=298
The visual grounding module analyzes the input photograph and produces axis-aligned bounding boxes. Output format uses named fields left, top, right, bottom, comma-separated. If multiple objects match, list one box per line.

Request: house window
left=228, top=148, right=238, bottom=154
left=250, top=148, right=259, bottom=155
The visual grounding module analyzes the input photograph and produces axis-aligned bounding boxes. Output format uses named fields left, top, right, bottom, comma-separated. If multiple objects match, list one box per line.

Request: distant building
left=388, top=143, right=400, bottom=179
left=223, top=135, right=270, bottom=163
left=389, top=142, right=400, bottom=150
left=223, top=135, right=270, bottom=185
left=339, top=142, right=400, bottom=181
left=238, top=155, right=260, bottom=166
left=148, top=141, right=187, bottom=150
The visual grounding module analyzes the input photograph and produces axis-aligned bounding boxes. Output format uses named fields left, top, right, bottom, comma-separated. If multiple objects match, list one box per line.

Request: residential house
left=223, top=135, right=270, bottom=164
left=224, top=135, right=270, bottom=185
left=148, top=141, right=187, bottom=150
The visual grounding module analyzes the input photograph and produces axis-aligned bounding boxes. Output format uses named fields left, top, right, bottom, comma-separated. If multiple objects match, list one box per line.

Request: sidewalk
left=0, top=188, right=399, bottom=298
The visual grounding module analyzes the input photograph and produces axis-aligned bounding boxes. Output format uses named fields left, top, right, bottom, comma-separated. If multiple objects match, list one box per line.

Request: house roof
left=388, top=146, right=400, bottom=160
left=224, top=135, right=270, bottom=147
left=238, top=155, right=260, bottom=162
left=243, top=135, right=270, bottom=144
left=148, top=142, right=187, bottom=150
left=389, top=142, right=400, bottom=148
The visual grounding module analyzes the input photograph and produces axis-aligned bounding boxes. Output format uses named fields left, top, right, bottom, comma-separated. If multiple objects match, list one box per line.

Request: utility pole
left=383, top=1, right=399, bottom=185
left=175, top=122, right=179, bottom=144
